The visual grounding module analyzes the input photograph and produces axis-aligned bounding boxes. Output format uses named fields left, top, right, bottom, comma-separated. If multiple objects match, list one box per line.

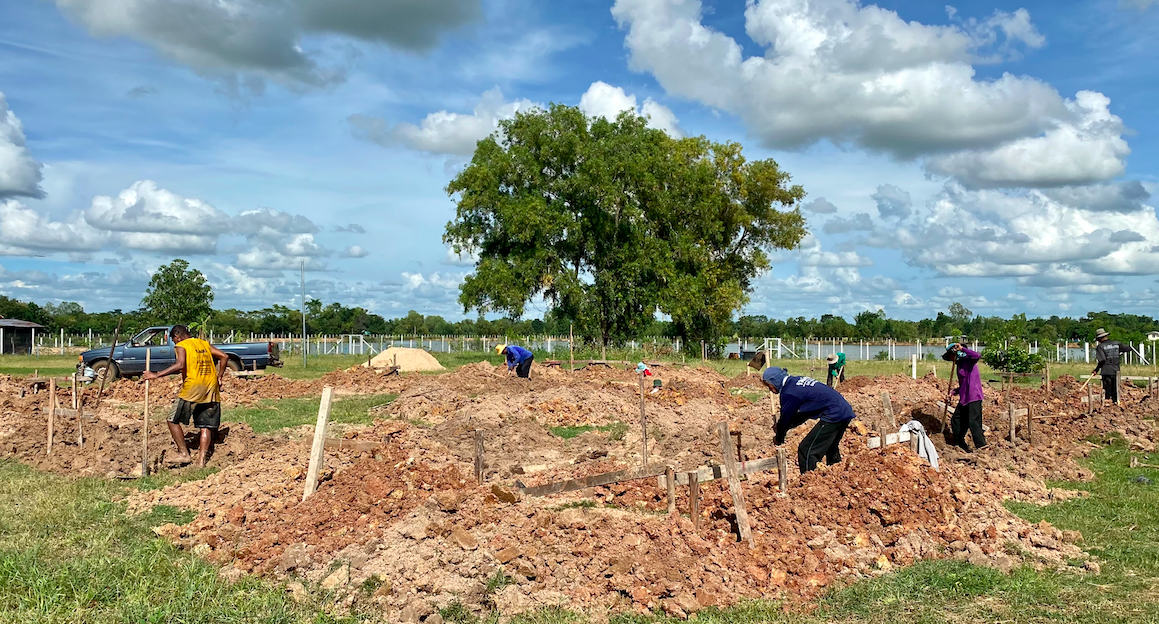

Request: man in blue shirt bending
left=762, top=367, right=856, bottom=474
left=497, top=344, right=534, bottom=378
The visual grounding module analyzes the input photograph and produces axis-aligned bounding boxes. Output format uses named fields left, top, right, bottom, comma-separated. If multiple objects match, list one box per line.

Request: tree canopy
left=140, top=259, right=214, bottom=326
left=444, top=104, right=807, bottom=349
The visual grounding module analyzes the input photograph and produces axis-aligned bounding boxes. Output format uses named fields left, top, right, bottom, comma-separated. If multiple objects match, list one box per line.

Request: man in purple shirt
left=943, top=343, right=986, bottom=452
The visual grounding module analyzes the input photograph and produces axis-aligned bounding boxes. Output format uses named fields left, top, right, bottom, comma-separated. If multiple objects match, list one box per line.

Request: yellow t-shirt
left=176, top=337, right=221, bottom=403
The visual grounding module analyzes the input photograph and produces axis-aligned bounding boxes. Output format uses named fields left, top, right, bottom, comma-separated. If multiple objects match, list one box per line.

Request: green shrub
left=981, top=344, right=1044, bottom=373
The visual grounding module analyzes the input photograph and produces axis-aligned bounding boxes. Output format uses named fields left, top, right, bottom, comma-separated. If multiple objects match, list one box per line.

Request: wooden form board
left=657, top=456, right=779, bottom=488
left=515, top=463, right=671, bottom=497
left=868, top=430, right=913, bottom=449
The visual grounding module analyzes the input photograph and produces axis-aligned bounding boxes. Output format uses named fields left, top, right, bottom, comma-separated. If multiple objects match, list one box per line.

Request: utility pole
left=301, top=261, right=308, bottom=369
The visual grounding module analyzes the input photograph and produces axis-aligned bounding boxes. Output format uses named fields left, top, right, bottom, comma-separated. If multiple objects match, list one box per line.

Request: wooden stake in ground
left=1004, top=373, right=1013, bottom=410
left=880, top=392, right=894, bottom=440
left=93, top=316, right=123, bottom=408
left=688, top=471, right=700, bottom=529
left=46, top=378, right=55, bottom=455
left=74, top=375, right=84, bottom=447
left=776, top=447, right=788, bottom=494
left=1044, top=363, right=1051, bottom=394
left=718, top=422, right=754, bottom=548
left=474, top=429, right=484, bottom=484
left=142, top=349, right=151, bottom=477
left=942, top=361, right=957, bottom=433
left=302, top=386, right=335, bottom=500
left=638, top=370, right=648, bottom=467
left=665, top=466, right=676, bottom=515
left=569, top=324, right=574, bottom=372
left=1008, top=402, right=1017, bottom=445
left=1027, top=406, right=1033, bottom=446
left=1087, top=380, right=1094, bottom=415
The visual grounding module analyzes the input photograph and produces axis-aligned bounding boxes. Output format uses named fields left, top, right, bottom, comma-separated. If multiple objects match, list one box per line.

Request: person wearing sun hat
left=496, top=344, right=534, bottom=378
left=943, top=342, right=986, bottom=452
left=761, top=366, right=856, bottom=473
left=825, top=352, right=845, bottom=388
left=1092, top=328, right=1122, bottom=405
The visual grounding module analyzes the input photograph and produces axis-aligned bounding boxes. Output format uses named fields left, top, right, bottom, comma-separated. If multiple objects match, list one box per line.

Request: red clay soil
left=4, top=413, right=276, bottom=477
left=4, top=364, right=1155, bottom=620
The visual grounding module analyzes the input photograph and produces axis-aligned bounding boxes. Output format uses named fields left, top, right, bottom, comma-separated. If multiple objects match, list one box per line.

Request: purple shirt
left=954, top=347, right=984, bottom=404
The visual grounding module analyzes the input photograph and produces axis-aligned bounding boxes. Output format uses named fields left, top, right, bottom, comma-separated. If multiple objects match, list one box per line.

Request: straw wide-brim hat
left=495, top=344, right=507, bottom=354
left=825, top=354, right=839, bottom=364
left=1095, top=328, right=1110, bottom=340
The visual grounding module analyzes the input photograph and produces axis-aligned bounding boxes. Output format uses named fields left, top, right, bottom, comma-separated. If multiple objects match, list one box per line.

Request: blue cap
left=636, top=362, right=648, bottom=373
left=762, top=367, right=788, bottom=391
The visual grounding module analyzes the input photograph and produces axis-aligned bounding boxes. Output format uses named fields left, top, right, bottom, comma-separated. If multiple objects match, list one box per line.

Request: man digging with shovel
left=762, top=367, right=855, bottom=474
left=944, top=343, right=986, bottom=453
left=142, top=325, right=228, bottom=467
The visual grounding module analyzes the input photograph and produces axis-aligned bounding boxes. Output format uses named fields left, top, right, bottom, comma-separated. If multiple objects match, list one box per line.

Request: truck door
left=148, top=330, right=176, bottom=372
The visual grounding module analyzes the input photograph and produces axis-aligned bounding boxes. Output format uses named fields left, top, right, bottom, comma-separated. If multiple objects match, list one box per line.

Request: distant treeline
left=0, top=296, right=1153, bottom=345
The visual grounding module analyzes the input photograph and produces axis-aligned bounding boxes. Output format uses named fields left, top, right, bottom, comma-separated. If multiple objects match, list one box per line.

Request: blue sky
left=0, top=0, right=1156, bottom=322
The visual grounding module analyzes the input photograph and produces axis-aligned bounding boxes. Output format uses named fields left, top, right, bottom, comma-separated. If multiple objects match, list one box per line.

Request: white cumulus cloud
left=0, top=92, right=44, bottom=199
left=925, top=91, right=1130, bottom=188
left=349, top=87, right=537, bottom=156
left=579, top=81, right=683, bottom=137
left=611, top=0, right=1068, bottom=158
left=0, top=200, right=106, bottom=255
left=86, top=180, right=230, bottom=254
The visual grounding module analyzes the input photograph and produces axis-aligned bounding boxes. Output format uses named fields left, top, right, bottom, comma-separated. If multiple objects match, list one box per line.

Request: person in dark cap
left=1092, top=328, right=1121, bottom=405
left=761, top=367, right=856, bottom=473
left=944, top=343, right=986, bottom=452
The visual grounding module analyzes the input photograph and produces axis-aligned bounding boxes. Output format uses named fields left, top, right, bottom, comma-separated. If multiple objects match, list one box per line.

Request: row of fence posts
left=12, top=332, right=1159, bottom=366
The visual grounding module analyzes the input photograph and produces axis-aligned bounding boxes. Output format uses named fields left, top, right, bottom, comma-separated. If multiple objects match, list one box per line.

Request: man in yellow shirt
left=143, top=325, right=228, bottom=467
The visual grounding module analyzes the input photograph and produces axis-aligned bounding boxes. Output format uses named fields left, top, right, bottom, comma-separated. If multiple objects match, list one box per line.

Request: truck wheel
left=91, top=360, right=119, bottom=382
left=226, top=359, right=242, bottom=372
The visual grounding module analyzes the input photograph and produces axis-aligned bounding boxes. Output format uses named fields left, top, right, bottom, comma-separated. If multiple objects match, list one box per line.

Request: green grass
left=548, top=422, right=628, bottom=441
left=0, top=459, right=362, bottom=624
left=0, top=354, right=78, bottom=378
left=225, top=393, right=397, bottom=433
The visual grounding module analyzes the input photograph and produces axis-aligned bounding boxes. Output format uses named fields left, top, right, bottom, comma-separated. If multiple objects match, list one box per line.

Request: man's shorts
left=169, top=398, right=221, bottom=429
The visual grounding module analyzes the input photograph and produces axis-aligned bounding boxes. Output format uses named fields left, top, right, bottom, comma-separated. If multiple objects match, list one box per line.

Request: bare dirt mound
left=140, top=442, right=1088, bottom=620
left=2, top=414, right=276, bottom=477
left=368, top=348, right=445, bottom=372
left=12, top=362, right=1157, bottom=619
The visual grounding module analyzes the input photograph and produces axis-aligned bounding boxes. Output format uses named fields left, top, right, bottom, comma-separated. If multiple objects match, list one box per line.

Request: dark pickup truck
left=77, top=326, right=282, bottom=380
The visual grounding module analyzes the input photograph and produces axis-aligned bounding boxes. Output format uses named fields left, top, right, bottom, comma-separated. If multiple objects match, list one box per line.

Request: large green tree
left=141, top=259, right=214, bottom=326
left=444, top=105, right=807, bottom=350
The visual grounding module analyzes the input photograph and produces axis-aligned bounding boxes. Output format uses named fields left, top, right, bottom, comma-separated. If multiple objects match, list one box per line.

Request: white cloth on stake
left=900, top=420, right=939, bottom=471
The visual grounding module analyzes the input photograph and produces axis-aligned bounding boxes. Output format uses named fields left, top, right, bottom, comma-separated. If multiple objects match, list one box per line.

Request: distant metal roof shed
left=0, top=318, right=46, bottom=329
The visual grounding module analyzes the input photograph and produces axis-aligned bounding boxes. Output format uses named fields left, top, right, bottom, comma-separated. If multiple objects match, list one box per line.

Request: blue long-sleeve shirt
left=775, top=375, right=855, bottom=444
left=504, top=345, right=533, bottom=369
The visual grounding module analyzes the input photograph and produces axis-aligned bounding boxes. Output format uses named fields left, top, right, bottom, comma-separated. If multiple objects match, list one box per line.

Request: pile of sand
left=366, top=347, right=445, bottom=372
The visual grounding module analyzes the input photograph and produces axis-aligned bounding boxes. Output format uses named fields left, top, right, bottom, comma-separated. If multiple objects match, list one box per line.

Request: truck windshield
left=134, top=329, right=169, bottom=347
